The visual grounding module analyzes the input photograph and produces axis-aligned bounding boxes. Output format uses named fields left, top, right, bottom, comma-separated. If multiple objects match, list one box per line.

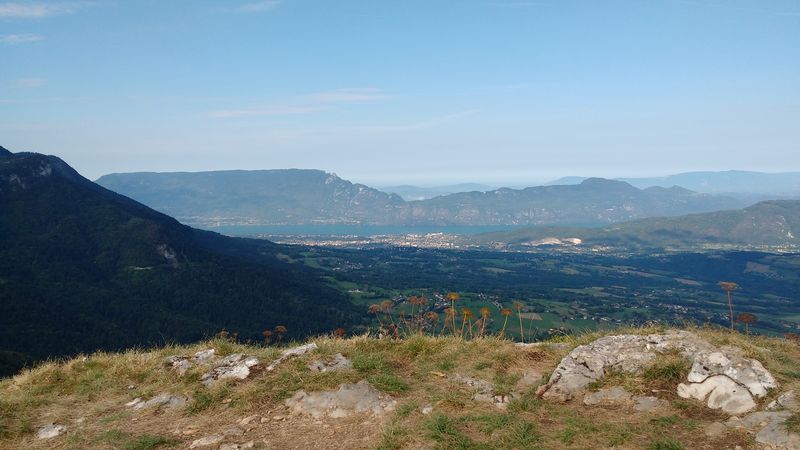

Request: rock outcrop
left=285, top=380, right=396, bottom=419
left=266, top=343, right=318, bottom=372
left=165, top=349, right=261, bottom=386
left=126, top=393, right=187, bottom=410
left=201, top=354, right=260, bottom=387
left=537, top=331, right=777, bottom=415
left=308, top=353, right=352, bottom=372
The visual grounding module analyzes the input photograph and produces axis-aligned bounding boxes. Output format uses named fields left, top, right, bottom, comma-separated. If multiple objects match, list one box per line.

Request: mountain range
left=546, top=170, right=800, bottom=197
left=471, top=200, right=800, bottom=250
left=96, top=170, right=748, bottom=228
left=0, top=147, right=359, bottom=376
left=377, top=183, right=496, bottom=201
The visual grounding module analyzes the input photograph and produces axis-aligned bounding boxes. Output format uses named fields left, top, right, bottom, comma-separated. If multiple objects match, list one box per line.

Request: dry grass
left=1, top=326, right=798, bottom=449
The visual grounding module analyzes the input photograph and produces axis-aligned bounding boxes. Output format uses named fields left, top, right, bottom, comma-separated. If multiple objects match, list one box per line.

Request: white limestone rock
left=285, top=380, right=396, bottom=419
left=129, top=393, right=186, bottom=410
left=266, top=343, right=318, bottom=372
left=36, top=424, right=66, bottom=440
left=201, top=354, right=260, bottom=387
left=538, top=331, right=777, bottom=416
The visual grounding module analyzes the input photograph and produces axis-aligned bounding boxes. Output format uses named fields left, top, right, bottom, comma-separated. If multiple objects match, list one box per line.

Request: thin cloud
left=0, top=2, right=91, bottom=18
left=16, top=77, right=46, bottom=88
left=210, top=88, right=390, bottom=119
left=345, top=109, right=480, bottom=133
left=235, top=1, right=280, bottom=13
left=209, top=105, right=330, bottom=119
left=308, top=88, right=390, bottom=103
left=0, top=33, right=44, bottom=44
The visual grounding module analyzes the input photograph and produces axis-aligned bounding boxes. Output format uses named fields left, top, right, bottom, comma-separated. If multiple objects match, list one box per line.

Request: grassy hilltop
left=2, top=326, right=799, bottom=450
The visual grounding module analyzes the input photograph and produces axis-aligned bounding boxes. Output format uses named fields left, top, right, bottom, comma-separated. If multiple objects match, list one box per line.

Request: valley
left=271, top=243, right=800, bottom=339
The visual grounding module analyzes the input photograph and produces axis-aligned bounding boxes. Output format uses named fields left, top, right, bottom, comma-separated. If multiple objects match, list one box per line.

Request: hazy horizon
left=2, top=0, right=799, bottom=183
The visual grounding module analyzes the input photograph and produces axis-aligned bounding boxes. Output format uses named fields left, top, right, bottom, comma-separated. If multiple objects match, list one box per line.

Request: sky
left=1, top=0, right=799, bottom=186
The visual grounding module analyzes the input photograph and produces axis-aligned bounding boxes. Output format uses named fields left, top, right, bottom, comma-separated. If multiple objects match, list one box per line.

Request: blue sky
left=1, top=0, right=799, bottom=185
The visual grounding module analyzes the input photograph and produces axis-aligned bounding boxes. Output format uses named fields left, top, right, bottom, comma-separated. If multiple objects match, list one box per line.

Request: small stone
left=189, top=434, right=224, bottom=448
left=583, top=387, right=632, bottom=406
left=260, top=417, right=269, bottom=423
left=239, top=415, right=258, bottom=425
left=222, top=398, right=232, bottom=404
left=767, top=391, right=799, bottom=412
left=36, top=424, right=66, bottom=440
left=633, top=396, right=669, bottom=412
left=223, top=427, right=244, bottom=436
left=127, top=384, right=135, bottom=390
left=421, top=404, right=434, bottom=415
left=241, top=442, right=255, bottom=449
left=132, top=393, right=186, bottom=410
left=272, top=415, right=285, bottom=421
left=705, top=422, right=727, bottom=437
left=193, top=349, right=217, bottom=364
left=266, top=343, right=319, bottom=372
left=219, top=445, right=239, bottom=450
left=125, top=397, right=143, bottom=407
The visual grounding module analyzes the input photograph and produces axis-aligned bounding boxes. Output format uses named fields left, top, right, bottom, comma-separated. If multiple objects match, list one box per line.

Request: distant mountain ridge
left=547, top=170, right=800, bottom=196
left=471, top=200, right=800, bottom=249
left=96, top=171, right=748, bottom=228
left=377, top=183, right=496, bottom=201
left=0, top=148, right=359, bottom=375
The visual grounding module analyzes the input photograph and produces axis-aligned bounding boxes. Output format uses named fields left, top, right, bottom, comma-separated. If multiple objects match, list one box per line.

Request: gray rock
left=704, top=422, right=728, bottom=438
left=36, top=424, right=66, bottom=439
left=755, top=420, right=800, bottom=449
left=201, top=355, right=259, bottom=387
left=285, top=380, right=396, bottom=419
left=130, top=393, right=186, bottom=410
left=266, top=343, right=318, bottom=372
left=308, top=353, right=352, bottom=372
left=538, top=331, right=776, bottom=416
left=583, top=387, right=632, bottom=406
left=192, top=349, right=217, bottom=364
left=421, top=404, right=434, bottom=415
left=165, top=355, right=194, bottom=375
left=633, top=395, right=669, bottom=412
left=189, top=434, right=224, bottom=448
left=733, top=411, right=792, bottom=432
left=769, top=391, right=799, bottom=412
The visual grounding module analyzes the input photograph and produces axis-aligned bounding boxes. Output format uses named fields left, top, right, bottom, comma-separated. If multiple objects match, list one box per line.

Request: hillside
left=96, top=169, right=407, bottom=227
left=472, top=200, right=800, bottom=250
left=96, top=171, right=746, bottom=228
left=1, top=327, right=798, bottom=449
left=0, top=148, right=360, bottom=376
